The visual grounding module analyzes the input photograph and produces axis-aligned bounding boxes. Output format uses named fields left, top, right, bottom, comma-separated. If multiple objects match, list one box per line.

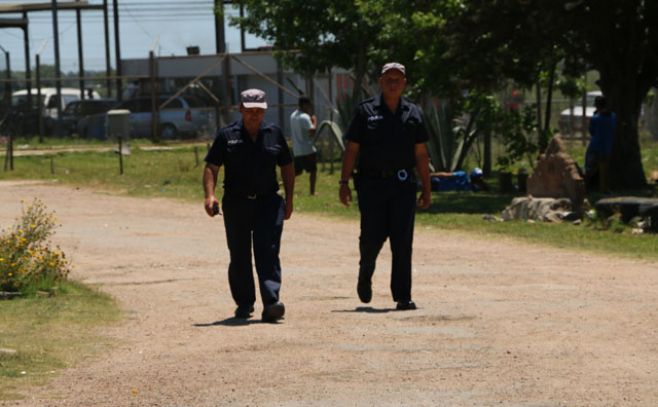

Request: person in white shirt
left=290, top=96, right=318, bottom=195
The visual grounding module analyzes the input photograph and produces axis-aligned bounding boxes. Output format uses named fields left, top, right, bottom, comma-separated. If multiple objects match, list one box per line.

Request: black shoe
left=262, top=302, right=285, bottom=322
left=396, top=300, right=417, bottom=311
left=357, top=280, right=372, bottom=303
left=234, top=305, right=254, bottom=319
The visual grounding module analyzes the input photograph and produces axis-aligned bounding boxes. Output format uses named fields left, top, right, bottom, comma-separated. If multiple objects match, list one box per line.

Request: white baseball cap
left=240, top=88, right=268, bottom=109
left=381, top=62, right=406, bottom=76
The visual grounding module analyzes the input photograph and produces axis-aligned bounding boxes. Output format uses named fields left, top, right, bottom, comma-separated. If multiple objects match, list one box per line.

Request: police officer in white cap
left=203, top=88, right=295, bottom=322
left=339, top=62, right=431, bottom=310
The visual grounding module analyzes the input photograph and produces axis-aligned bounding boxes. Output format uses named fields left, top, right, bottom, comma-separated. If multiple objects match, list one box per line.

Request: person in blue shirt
left=585, top=96, right=616, bottom=192
left=203, top=89, right=294, bottom=323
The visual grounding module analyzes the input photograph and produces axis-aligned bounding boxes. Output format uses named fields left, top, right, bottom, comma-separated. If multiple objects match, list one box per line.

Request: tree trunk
left=600, top=79, right=647, bottom=190
left=351, top=44, right=367, bottom=103
left=541, top=62, right=557, bottom=152
left=586, top=1, right=653, bottom=190
left=535, top=81, right=542, bottom=141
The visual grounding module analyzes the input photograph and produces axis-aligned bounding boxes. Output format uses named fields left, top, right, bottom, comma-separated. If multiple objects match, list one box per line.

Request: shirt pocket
left=364, top=117, right=386, bottom=144
left=403, top=117, right=423, bottom=140
left=404, top=116, right=421, bottom=130
left=225, top=143, right=247, bottom=165
left=262, top=145, right=281, bottom=166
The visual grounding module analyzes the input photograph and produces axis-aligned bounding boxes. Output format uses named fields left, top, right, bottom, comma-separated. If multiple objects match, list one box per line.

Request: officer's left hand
left=417, top=190, right=431, bottom=209
left=284, top=198, right=293, bottom=220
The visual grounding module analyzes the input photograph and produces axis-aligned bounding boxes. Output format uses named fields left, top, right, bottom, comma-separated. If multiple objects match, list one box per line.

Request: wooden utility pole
left=21, top=11, right=32, bottom=114
left=214, top=0, right=226, bottom=54
left=113, top=0, right=122, bottom=101
left=52, top=0, right=63, bottom=121
left=36, top=54, right=44, bottom=143
left=76, top=1, right=85, bottom=100
left=149, top=50, right=160, bottom=141
left=103, top=0, right=112, bottom=97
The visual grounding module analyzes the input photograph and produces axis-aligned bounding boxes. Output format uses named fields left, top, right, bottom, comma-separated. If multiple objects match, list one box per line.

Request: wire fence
left=2, top=48, right=657, bottom=176
left=0, top=51, right=352, bottom=174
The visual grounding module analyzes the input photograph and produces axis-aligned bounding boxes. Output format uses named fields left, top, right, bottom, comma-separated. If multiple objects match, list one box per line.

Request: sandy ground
left=1, top=180, right=657, bottom=407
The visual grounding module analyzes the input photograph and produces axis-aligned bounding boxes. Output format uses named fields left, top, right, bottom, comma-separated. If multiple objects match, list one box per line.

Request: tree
left=229, top=0, right=390, bottom=101
left=428, top=0, right=656, bottom=189
left=561, top=0, right=657, bottom=189
left=230, top=1, right=657, bottom=189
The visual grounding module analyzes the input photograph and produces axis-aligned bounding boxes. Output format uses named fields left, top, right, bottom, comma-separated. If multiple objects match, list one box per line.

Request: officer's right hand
left=204, top=196, right=220, bottom=217
left=339, top=184, right=352, bottom=207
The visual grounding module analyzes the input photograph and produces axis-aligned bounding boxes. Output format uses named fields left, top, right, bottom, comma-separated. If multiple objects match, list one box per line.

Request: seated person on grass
left=428, top=167, right=489, bottom=192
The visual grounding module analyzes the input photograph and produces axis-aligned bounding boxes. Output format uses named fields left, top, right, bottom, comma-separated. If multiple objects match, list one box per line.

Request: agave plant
left=423, top=99, right=467, bottom=172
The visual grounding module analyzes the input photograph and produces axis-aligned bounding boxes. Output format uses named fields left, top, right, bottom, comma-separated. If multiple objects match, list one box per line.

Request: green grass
left=6, top=136, right=183, bottom=149
left=0, top=281, right=121, bottom=401
left=0, top=142, right=657, bottom=261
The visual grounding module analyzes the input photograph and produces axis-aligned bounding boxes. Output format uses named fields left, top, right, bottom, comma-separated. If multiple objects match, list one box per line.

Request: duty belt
left=225, top=191, right=275, bottom=200
left=360, top=168, right=414, bottom=181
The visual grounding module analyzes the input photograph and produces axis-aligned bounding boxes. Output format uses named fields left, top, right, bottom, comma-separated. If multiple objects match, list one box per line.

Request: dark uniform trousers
left=356, top=174, right=417, bottom=302
left=222, top=193, right=285, bottom=307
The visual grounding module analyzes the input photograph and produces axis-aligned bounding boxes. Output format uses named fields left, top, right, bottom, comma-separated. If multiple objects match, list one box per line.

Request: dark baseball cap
left=381, top=62, right=406, bottom=76
left=240, top=88, right=268, bottom=109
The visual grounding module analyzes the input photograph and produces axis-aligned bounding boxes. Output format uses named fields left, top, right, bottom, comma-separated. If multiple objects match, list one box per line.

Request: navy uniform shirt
left=205, top=120, right=292, bottom=196
left=345, top=94, right=428, bottom=172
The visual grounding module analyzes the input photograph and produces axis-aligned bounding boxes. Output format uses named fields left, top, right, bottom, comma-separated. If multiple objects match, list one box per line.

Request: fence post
left=118, top=136, right=124, bottom=175
left=36, top=54, right=44, bottom=143
left=3, top=133, right=13, bottom=172
left=2, top=49, right=13, bottom=171
left=329, top=133, right=335, bottom=174
left=2, top=50, right=10, bottom=109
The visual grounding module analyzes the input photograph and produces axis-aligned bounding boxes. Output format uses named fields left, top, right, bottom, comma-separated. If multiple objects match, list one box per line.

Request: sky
left=0, top=0, right=267, bottom=73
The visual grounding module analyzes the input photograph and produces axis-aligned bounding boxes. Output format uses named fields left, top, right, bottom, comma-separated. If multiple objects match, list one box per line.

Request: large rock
left=502, top=196, right=574, bottom=222
left=527, top=136, right=585, bottom=212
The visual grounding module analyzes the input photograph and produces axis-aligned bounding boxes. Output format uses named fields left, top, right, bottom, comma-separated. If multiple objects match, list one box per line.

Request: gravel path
left=1, top=180, right=657, bottom=406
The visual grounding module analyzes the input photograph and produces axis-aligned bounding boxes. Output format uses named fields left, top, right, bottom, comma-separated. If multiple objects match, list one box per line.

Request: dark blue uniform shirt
left=345, top=94, right=428, bottom=172
left=205, top=120, right=292, bottom=196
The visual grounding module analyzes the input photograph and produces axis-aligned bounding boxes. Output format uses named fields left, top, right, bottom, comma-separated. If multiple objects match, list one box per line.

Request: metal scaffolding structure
left=0, top=1, right=108, bottom=117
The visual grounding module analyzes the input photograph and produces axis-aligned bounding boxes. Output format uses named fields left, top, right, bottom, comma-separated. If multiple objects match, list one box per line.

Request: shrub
left=0, top=199, right=71, bottom=296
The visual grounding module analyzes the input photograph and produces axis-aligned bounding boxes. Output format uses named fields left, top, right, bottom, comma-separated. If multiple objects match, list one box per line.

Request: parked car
left=60, top=99, right=118, bottom=137
left=558, top=91, right=602, bottom=137
left=11, top=87, right=102, bottom=134
left=112, top=95, right=211, bottom=139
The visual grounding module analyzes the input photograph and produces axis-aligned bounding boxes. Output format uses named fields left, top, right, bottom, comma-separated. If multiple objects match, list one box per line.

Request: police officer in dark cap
left=203, top=88, right=295, bottom=322
left=339, top=62, right=431, bottom=310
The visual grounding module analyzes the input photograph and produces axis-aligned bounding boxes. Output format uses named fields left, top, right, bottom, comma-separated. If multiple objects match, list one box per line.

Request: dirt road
left=1, top=181, right=657, bottom=406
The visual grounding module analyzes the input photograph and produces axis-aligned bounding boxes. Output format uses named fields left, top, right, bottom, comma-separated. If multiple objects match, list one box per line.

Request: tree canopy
left=229, top=0, right=390, bottom=100
left=230, top=0, right=658, bottom=189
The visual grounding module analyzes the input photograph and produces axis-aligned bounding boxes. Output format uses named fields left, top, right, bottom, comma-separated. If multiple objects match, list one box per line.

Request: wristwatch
left=338, top=179, right=349, bottom=186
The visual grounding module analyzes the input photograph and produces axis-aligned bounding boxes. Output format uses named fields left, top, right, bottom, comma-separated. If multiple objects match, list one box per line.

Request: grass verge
left=0, top=281, right=121, bottom=401
left=0, top=144, right=656, bottom=261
